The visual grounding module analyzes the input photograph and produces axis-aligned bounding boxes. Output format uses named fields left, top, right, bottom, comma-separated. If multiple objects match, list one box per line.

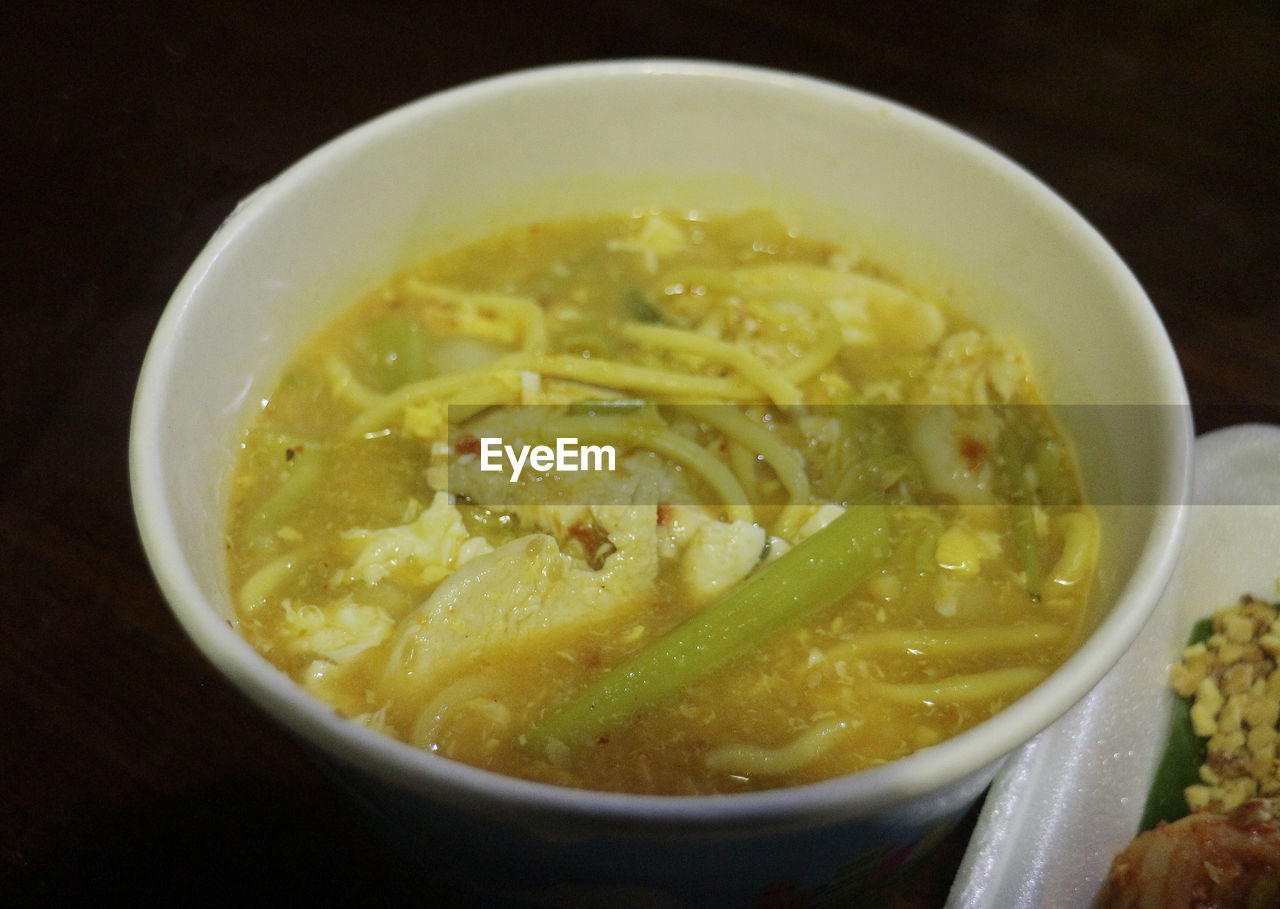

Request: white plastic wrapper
left=949, top=423, right=1280, bottom=908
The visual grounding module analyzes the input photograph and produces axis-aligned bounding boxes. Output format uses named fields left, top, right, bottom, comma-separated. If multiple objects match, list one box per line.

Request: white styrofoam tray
left=948, top=423, right=1280, bottom=908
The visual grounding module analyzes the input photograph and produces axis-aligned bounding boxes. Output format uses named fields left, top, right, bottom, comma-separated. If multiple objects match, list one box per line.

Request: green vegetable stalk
left=996, top=416, right=1044, bottom=600
left=523, top=504, right=892, bottom=753
left=366, top=313, right=428, bottom=390
left=244, top=441, right=324, bottom=545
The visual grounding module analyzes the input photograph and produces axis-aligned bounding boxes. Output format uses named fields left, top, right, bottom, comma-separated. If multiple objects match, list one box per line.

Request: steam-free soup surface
left=226, top=210, right=1098, bottom=794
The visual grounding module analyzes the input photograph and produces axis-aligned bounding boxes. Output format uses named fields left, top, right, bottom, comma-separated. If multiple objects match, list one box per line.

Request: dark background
left=3, top=1, right=1277, bottom=905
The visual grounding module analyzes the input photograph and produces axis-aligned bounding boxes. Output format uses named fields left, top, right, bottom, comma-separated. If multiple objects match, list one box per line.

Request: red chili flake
left=596, top=736, right=610, bottom=746
left=959, top=436, right=987, bottom=473
left=455, top=434, right=481, bottom=456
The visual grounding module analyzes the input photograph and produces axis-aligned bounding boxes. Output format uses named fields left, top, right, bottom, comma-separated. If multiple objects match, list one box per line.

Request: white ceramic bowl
left=130, top=60, right=1191, bottom=905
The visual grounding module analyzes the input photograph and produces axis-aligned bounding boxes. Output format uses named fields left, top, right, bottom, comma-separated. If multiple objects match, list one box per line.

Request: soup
left=225, top=209, right=1098, bottom=795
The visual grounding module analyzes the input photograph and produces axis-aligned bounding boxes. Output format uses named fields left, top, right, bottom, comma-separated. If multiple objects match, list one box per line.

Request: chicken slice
left=384, top=504, right=658, bottom=692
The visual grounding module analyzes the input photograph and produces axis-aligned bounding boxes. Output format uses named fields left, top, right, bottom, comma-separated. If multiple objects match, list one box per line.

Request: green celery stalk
left=1010, top=503, right=1041, bottom=601
left=366, top=313, right=428, bottom=390
left=523, top=504, right=892, bottom=752
left=997, top=417, right=1043, bottom=600
left=244, top=442, right=324, bottom=544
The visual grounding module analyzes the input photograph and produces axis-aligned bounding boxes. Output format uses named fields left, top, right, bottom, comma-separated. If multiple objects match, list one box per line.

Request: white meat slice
left=384, top=505, right=658, bottom=692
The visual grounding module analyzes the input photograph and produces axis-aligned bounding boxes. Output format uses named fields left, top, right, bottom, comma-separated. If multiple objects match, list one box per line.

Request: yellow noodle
left=446, top=401, right=502, bottom=426
left=238, top=549, right=308, bottom=611
left=348, top=349, right=753, bottom=438
left=346, top=358, right=531, bottom=437
left=665, top=266, right=845, bottom=384
left=536, top=378, right=639, bottom=406
left=705, top=719, right=854, bottom=776
left=871, top=666, right=1049, bottom=705
left=726, top=438, right=760, bottom=502
left=530, top=353, right=755, bottom=401
left=683, top=403, right=810, bottom=506
left=438, top=379, right=527, bottom=425
left=1050, top=510, right=1098, bottom=587
left=538, top=414, right=754, bottom=523
left=323, top=356, right=385, bottom=410
left=832, top=623, right=1067, bottom=660
left=776, top=296, right=844, bottom=384
left=619, top=323, right=803, bottom=406
left=400, top=279, right=548, bottom=353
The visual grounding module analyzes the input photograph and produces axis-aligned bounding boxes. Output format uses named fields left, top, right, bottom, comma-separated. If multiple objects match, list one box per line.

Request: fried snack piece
left=1097, top=799, right=1280, bottom=908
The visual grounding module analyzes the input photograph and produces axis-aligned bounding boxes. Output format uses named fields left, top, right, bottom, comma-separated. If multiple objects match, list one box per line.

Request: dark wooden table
left=3, top=2, right=1277, bottom=904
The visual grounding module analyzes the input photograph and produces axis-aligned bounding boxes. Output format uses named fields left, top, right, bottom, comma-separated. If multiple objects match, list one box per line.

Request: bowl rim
left=130, top=57, right=1193, bottom=833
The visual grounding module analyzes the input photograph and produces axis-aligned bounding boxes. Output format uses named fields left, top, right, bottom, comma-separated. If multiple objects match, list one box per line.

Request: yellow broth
left=225, top=210, right=1097, bottom=794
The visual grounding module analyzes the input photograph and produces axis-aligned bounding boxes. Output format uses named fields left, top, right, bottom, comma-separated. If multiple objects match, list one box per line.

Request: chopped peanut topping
left=1171, top=595, right=1280, bottom=813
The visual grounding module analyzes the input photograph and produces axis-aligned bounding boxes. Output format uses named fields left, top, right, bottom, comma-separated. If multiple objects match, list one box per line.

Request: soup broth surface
left=226, top=209, right=1098, bottom=794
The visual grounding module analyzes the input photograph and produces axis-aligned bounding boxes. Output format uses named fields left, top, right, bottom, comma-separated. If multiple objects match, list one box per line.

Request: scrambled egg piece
left=343, top=491, right=492, bottom=588
left=916, top=331, right=1030, bottom=405
left=681, top=519, right=766, bottom=604
left=607, top=214, right=688, bottom=272
left=935, top=524, right=1003, bottom=576
left=403, top=400, right=449, bottom=441
left=282, top=600, right=395, bottom=665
